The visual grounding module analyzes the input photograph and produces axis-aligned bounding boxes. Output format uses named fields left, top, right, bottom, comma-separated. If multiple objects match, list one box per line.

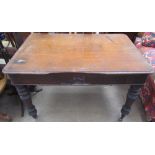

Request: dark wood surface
left=9, top=73, right=147, bottom=85
left=3, top=33, right=153, bottom=85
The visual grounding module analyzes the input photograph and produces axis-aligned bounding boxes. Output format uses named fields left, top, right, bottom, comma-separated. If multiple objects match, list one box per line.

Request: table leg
left=15, top=85, right=37, bottom=119
left=119, top=85, right=143, bottom=121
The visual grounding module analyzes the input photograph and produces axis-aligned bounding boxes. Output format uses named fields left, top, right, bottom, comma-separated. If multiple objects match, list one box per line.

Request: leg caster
left=27, top=104, right=37, bottom=119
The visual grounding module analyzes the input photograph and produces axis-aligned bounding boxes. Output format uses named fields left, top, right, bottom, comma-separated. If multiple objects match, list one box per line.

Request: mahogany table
left=3, top=33, right=153, bottom=121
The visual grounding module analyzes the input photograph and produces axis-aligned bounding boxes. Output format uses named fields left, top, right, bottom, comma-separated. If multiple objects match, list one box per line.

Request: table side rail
left=7, top=73, right=148, bottom=85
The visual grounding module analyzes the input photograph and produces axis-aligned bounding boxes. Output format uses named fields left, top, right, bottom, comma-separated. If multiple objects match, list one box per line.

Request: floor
left=0, top=85, right=146, bottom=122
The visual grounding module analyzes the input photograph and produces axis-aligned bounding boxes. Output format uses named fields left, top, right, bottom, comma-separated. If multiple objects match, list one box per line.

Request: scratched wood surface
left=3, top=33, right=153, bottom=75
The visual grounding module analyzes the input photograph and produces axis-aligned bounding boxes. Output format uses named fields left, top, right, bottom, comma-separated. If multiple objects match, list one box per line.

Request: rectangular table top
left=3, top=33, right=153, bottom=75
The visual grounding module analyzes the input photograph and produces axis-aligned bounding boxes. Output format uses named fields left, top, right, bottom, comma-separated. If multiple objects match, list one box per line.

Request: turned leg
left=15, top=85, right=37, bottom=119
left=17, top=95, right=25, bottom=117
left=119, top=85, right=143, bottom=121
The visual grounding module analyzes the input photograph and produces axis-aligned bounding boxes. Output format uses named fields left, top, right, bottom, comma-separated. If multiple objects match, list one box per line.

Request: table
left=3, top=33, right=153, bottom=121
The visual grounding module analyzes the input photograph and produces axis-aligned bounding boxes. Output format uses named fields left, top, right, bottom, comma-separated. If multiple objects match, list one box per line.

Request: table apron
left=8, top=73, right=148, bottom=85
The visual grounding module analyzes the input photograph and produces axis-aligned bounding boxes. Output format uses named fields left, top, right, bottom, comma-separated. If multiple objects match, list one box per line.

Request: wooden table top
left=3, top=33, right=153, bottom=75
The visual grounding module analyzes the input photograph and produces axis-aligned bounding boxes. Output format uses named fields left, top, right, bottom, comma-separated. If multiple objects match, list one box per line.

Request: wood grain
left=3, top=33, right=153, bottom=75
